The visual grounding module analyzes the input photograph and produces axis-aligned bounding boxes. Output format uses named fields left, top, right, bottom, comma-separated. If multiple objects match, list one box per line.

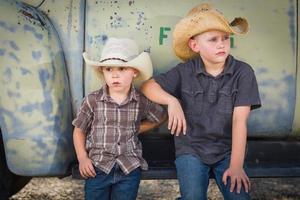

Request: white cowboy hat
left=173, top=3, right=249, bottom=61
left=83, top=37, right=153, bottom=86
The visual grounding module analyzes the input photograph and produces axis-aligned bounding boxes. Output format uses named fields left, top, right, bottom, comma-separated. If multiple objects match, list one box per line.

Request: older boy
left=73, top=37, right=165, bottom=200
left=141, top=3, right=261, bottom=200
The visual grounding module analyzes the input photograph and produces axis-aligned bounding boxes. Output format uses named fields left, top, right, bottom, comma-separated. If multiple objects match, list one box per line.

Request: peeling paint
left=23, top=24, right=43, bottom=40
left=0, top=0, right=74, bottom=176
left=0, top=21, right=17, bottom=32
left=287, top=0, right=296, bottom=54
left=4, top=68, right=12, bottom=81
left=8, top=52, right=20, bottom=62
left=32, top=50, right=42, bottom=60
left=7, top=90, right=21, bottom=98
left=20, top=67, right=31, bottom=75
left=94, top=34, right=108, bottom=45
left=9, top=41, right=19, bottom=51
left=0, top=48, right=5, bottom=56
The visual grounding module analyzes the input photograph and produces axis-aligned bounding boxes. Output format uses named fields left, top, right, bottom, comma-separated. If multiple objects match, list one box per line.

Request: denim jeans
left=175, top=154, right=251, bottom=200
left=85, top=164, right=141, bottom=200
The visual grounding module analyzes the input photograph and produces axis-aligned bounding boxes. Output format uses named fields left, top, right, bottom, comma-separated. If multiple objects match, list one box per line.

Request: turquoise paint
left=8, top=52, right=20, bottom=62
left=9, top=41, right=19, bottom=50
left=20, top=67, right=31, bottom=75
left=7, top=90, right=20, bottom=98
left=41, top=91, right=53, bottom=118
left=4, top=68, right=12, bottom=81
left=23, top=24, right=43, bottom=40
left=32, top=50, right=42, bottom=60
left=0, top=48, right=5, bottom=55
left=256, top=67, right=268, bottom=74
left=94, top=34, right=108, bottom=44
left=0, top=21, right=16, bottom=32
left=287, top=0, right=296, bottom=54
left=0, top=0, right=74, bottom=176
left=248, top=73, right=296, bottom=136
left=38, top=69, right=50, bottom=88
left=20, top=103, right=40, bottom=112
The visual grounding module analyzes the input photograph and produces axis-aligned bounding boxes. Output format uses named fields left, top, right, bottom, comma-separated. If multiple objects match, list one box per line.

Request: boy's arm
left=139, top=113, right=167, bottom=134
left=141, top=79, right=186, bottom=135
left=222, top=106, right=251, bottom=194
left=73, top=127, right=96, bottom=178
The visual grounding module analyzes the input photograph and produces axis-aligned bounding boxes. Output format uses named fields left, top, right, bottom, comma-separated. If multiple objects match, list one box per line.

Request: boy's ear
left=133, top=69, right=139, bottom=77
left=97, top=66, right=103, bottom=72
left=188, top=38, right=200, bottom=53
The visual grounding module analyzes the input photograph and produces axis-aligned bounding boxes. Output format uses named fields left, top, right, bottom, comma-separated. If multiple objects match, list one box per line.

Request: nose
left=217, top=40, right=225, bottom=49
left=112, top=70, right=119, bottom=78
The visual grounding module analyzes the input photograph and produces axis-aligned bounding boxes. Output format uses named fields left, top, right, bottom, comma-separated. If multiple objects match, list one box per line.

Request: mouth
left=112, top=82, right=121, bottom=86
left=216, top=51, right=226, bottom=56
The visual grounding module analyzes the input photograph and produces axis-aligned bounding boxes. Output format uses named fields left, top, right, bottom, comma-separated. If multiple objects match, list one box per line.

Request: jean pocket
left=217, top=88, right=236, bottom=114
left=181, top=89, right=204, bottom=114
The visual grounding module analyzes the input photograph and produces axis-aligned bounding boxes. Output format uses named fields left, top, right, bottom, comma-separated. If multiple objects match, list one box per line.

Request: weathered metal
left=0, top=0, right=299, bottom=179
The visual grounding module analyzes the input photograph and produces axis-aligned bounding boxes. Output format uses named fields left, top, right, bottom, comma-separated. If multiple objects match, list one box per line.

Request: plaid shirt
left=72, top=85, right=165, bottom=175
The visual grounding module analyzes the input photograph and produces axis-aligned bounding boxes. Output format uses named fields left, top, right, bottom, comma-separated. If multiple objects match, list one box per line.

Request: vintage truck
left=1, top=0, right=300, bottom=198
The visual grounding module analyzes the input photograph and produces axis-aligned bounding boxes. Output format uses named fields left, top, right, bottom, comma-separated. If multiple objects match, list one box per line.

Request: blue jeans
left=85, top=164, right=141, bottom=200
left=175, top=154, right=251, bottom=200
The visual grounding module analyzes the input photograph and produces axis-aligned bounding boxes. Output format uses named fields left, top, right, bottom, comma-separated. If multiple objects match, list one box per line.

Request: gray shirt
left=154, top=55, right=261, bottom=164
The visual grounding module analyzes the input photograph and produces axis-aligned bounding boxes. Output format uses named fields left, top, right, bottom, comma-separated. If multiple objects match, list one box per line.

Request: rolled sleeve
left=72, top=96, right=93, bottom=133
left=234, top=68, right=261, bottom=110
left=144, top=99, right=166, bottom=123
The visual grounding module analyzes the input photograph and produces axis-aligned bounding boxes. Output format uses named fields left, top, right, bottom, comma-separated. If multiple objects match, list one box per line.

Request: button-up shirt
left=72, top=85, right=165, bottom=174
left=154, top=55, right=261, bottom=164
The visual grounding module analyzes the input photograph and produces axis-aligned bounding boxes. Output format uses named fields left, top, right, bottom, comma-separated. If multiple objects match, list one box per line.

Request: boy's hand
left=167, top=97, right=186, bottom=136
left=222, top=167, right=250, bottom=194
left=78, top=156, right=96, bottom=179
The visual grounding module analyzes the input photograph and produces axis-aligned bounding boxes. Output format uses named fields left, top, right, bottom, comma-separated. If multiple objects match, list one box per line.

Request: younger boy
left=73, top=37, right=165, bottom=200
left=141, top=3, right=261, bottom=200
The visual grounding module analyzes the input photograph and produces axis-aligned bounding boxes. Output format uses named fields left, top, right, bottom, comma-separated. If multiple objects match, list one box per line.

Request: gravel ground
left=10, top=177, right=300, bottom=200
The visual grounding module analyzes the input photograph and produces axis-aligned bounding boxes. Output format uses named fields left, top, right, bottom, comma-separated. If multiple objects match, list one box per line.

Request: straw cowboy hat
left=173, top=3, right=249, bottom=61
left=83, top=37, right=153, bottom=86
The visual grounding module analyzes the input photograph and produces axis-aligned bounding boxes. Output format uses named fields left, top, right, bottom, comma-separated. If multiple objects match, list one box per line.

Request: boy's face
left=101, top=66, right=138, bottom=93
left=188, top=30, right=230, bottom=67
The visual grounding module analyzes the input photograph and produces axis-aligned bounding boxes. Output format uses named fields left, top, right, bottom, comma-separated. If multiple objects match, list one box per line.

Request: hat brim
left=83, top=52, right=153, bottom=86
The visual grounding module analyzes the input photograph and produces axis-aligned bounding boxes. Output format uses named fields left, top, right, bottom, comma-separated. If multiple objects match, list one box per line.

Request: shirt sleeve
left=153, top=64, right=181, bottom=98
left=72, top=96, right=94, bottom=133
left=143, top=98, right=166, bottom=123
left=234, top=67, right=261, bottom=110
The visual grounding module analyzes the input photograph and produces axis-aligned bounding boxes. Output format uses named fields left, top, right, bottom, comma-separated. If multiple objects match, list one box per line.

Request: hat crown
left=100, top=38, right=139, bottom=62
left=187, top=3, right=213, bottom=16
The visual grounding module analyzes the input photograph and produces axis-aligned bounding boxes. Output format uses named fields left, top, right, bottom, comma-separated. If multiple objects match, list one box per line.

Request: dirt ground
left=10, top=177, right=300, bottom=200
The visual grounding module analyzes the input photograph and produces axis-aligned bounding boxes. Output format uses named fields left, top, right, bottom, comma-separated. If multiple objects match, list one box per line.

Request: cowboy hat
left=173, top=3, right=249, bottom=61
left=83, top=37, right=153, bottom=86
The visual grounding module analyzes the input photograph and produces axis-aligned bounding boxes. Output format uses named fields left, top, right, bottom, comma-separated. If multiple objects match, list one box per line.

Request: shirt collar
left=98, top=84, right=138, bottom=102
left=194, top=55, right=234, bottom=76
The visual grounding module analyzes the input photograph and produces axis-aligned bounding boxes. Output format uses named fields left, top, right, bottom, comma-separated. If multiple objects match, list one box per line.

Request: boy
left=141, top=3, right=261, bottom=200
left=73, top=37, right=165, bottom=200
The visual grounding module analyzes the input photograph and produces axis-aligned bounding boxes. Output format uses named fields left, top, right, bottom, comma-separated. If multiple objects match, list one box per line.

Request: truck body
left=0, top=0, right=300, bottom=198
